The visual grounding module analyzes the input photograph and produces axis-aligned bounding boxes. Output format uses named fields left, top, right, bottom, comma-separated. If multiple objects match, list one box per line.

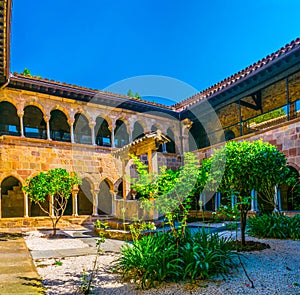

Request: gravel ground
left=25, top=231, right=300, bottom=295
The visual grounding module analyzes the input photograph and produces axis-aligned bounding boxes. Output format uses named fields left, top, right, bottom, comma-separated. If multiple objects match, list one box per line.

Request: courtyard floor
left=0, top=224, right=299, bottom=294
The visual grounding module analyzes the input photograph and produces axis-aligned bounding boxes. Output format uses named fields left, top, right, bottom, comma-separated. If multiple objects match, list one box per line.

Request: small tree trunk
left=240, top=210, right=247, bottom=246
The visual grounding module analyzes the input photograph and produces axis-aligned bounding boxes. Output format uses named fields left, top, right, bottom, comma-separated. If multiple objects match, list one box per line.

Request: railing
left=205, top=98, right=300, bottom=147
left=0, top=124, right=20, bottom=136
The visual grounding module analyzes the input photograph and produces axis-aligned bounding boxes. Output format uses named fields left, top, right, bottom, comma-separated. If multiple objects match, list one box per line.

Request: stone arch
left=73, top=112, right=92, bottom=144
left=78, top=177, right=93, bottom=215
left=95, top=116, right=111, bottom=147
left=0, top=173, right=25, bottom=187
left=23, top=101, right=47, bottom=117
left=151, top=123, right=162, bottom=132
left=114, top=178, right=123, bottom=199
left=0, top=97, right=19, bottom=109
left=50, top=105, right=71, bottom=124
left=50, top=109, right=71, bottom=142
left=1, top=176, right=24, bottom=218
left=73, top=109, right=93, bottom=124
left=23, top=105, right=47, bottom=139
left=132, top=121, right=145, bottom=141
left=224, top=129, right=235, bottom=141
left=188, top=120, right=208, bottom=151
left=0, top=101, right=20, bottom=136
left=286, top=162, right=300, bottom=174
left=166, top=127, right=176, bottom=153
left=114, top=119, right=129, bottom=148
left=98, top=178, right=113, bottom=215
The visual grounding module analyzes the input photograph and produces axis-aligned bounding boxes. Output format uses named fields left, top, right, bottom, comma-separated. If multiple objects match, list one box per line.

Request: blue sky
left=10, top=0, right=300, bottom=104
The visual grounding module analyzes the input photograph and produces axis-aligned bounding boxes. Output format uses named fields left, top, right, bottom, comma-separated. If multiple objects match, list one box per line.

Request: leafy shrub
left=115, top=228, right=237, bottom=289
left=247, top=214, right=300, bottom=240
left=181, top=229, right=236, bottom=281
left=115, top=232, right=180, bottom=289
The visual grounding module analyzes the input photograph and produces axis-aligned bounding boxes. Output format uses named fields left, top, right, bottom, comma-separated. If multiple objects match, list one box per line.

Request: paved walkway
left=0, top=222, right=232, bottom=294
left=0, top=232, right=44, bottom=294
left=30, top=228, right=126, bottom=260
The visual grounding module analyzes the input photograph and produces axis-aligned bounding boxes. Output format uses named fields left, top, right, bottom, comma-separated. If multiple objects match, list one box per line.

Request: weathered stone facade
left=0, top=0, right=299, bottom=224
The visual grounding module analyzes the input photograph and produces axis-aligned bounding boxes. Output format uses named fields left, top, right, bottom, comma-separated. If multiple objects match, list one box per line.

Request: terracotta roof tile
left=11, top=72, right=173, bottom=110
left=174, top=38, right=300, bottom=110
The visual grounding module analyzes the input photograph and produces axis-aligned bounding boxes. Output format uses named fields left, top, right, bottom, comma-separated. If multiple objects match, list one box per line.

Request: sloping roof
left=0, top=0, right=299, bottom=115
left=112, top=130, right=170, bottom=159
left=173, top=38, right=300, bottom=111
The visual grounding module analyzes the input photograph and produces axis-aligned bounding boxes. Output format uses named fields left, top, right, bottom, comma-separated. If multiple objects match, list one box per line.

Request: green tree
left=206, top=140, right=289, bottom=245
left=130, top=152, right=199, bottom=240
left=23, top=168, right=81, bottom=235
left=22, top=68, right=32, bottom=77
left=127, top=89, right=142, bottom=100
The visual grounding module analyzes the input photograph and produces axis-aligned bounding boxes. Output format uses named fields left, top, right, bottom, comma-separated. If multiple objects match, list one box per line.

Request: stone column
left=72, top=185, right=79, bottom=216
left=69, top=119, right=75, bottom=143
left=274, top=185, right=281, bottom=212
left=277, top=186, right=282, bottom=211
left=162, top=143, right=167, bottom=153
left=215, top=192, right=221, bottom=210
left=92, top=189, right=99, bottom=216
left=250, top=189, right=258, bottom=211
left=110, top=122, right=116, bottom=148
left=89, top=122, right=96, bottom=146
left=199, top=193, right=205, bottom=212
left=151, top=151, right=158, bottom=174
left=18, top=112, right=24, bottom=137
left=111, top=191, right=117, bottom=216
left=182, top=135, right=190, bottom=153
left=44, top=115, right=51, bottom=140
left=128, top=123, right=133, bottom=143
left=24, top=193, right=29, bottom=218
left=181, top=118, right=193, bottom=153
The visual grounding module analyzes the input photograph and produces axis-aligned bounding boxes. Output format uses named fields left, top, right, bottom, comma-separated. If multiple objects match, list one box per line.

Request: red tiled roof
left=173, top=38, right=300, bottom=111
left=11, top=72, right=173, bottom=110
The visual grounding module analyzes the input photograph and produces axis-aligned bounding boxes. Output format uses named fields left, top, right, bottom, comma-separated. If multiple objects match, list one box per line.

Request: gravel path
left=25, top=230, right=300, bottom=295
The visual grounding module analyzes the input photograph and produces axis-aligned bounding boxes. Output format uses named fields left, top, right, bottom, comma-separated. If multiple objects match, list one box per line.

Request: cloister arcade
left=0, top=95, right=178, bottom=153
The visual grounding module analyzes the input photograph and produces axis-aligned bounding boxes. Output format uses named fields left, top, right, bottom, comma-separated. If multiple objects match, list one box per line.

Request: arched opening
left=280, top=167, right=300, bottom=210
left=78, top=178, right=93, bottom=215
left=50, top=110, right=71, bottom=142
left=189, top=120, right=208, bottom=151
left=74, top=113, right=92, bottom=144
left=116, top=181, right=123, bottom=199
left=98, top=179, right=112, bottom=215
left=166, top=128, right=176, bottom=153
left=114, top=119, right=129, bottom=148
left=151, top=124, right=162, bottom=152
left=1, top=176, right=24, bottom=218
left=23, top=105, right=46, bottom=139
left=95, top=117, right=111, bottom=147
left=0, top=101, right=20, bottom=136
left=224, top=130, right=235, bottom=141
left=132, top=122, right=145, bottom=141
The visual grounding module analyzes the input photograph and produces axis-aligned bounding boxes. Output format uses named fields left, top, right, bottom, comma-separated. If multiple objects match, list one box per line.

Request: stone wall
left=194, top=117, right=300, bottom=170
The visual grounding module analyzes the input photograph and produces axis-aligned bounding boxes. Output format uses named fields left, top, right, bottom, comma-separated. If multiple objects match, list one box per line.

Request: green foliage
left=22, top=168, right=81, bottom=235
left=22, top=68, right=32, bottom=77
left=128, top=219, right=156, bottom=242
left=94, top=220, right=109, bottom=230
left=206, top=140, right=289, bottom=245
left=127, top=89, right=142, bottom=100
left=131, top=152, right=200, bottom=239
left=247, top=214, right=300, bottom=240
left=115, top=229, right=237, bottom=289
left=248, top=108, right=286, bottom=124
left=78, top=232, right=107, bottom=294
